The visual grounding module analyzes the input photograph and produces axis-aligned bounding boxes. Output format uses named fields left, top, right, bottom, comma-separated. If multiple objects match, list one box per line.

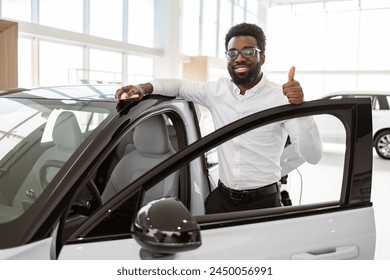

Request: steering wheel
left=40, top=160, right=102, bottom=208
left=86, top=178, right=102, bottom=208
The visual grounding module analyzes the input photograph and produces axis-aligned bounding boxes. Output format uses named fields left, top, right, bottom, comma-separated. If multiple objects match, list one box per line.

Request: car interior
left=0, top=100, right=112, bottom=224
left=100, top=114, right=179, bottom=204
left=13, top=111, right=84, bottom=211
left=61, top=112, right=191, bottom=239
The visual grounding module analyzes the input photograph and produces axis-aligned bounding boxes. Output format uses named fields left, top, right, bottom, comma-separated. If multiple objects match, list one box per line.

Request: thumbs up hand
left=288, top=66, right=295, bottom=82
left=282, top=66, right=304, bottom=104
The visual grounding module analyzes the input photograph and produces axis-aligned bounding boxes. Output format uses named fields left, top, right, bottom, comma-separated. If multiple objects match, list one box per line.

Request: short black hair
left=224, top=23, right=266, bottom=53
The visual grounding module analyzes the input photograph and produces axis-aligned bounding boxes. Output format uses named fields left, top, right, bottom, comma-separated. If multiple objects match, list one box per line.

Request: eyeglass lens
left=226, top=47, right=260, bottom=59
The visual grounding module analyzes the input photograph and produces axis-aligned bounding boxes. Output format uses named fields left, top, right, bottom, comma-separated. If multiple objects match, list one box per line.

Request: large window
left=89, top=49, right=122, bottom=84
left=39, top=0, right=83, bottom=32
left=182, top=0, right=201, bottom=56
left=3, top=0, right=390, bottom=91
left=218, top=0, right=233, bottom=58
left=89, top=0, right=123, bottom=41
left=39, top=41, right=83, bottom=86
left=18, top=38, right=32, bottom=88
left=358, top=9, right=390, bottom=71
left=233, top=0, right=245, bottom=24
left=2, top=0, right=158, bottom=87
left=1, top=0, right=31, bottom=22
left=128, top=0, right=154, bottom=47
left=266, top=1, right=390, bottom=99
left=181, top=0, right=262, bottom=58
left=127, top=55, right=154, bottom=84
left=201, top=0, right=218, bottom=57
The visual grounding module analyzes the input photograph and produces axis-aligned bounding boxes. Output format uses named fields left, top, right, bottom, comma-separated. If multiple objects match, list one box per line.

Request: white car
left=317, top=91, right=390, bottom=160
left=0, top=86, right=376, bottom=259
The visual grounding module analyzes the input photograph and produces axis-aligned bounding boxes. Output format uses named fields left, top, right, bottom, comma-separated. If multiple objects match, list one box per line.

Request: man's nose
left=235, top=52, right=246, bottom=62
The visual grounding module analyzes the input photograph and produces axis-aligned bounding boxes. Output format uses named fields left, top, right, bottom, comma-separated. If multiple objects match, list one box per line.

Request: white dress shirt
left=151, top=75, right=322, bottom=190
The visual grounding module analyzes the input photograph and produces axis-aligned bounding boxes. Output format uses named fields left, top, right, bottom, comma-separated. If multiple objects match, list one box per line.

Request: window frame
left=66, top=98, right=373, bottom=245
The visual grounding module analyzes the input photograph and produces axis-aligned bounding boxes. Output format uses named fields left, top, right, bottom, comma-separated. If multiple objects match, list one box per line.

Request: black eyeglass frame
left=225, top=47, right=262, bottom=60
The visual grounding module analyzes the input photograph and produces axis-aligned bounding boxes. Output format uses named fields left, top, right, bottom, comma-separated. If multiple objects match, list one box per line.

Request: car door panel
left=59, top=239, right=141, bottom=260
left=183, top=207, right=375, bottom=260
left=0, top=238, right=53, bottom=259
left=59, top=207, right=375, bottom=260
left=372, top=110, right=388, bottom=132
left=60, top=98, right=375, bottom=260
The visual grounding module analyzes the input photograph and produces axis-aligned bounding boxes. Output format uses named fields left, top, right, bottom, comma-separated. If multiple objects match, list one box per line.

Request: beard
left=227, top=61, right=261, bottom=86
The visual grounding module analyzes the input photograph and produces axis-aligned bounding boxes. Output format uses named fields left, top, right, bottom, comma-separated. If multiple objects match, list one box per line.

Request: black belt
left=218, top=180, right=279, bottom=201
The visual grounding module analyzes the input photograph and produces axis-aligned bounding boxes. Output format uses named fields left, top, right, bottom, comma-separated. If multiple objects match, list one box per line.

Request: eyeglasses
left=225, top=47, right=261, bottom=60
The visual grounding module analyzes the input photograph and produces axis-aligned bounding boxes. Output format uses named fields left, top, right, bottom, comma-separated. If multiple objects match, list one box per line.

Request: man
left=116, top=23, right=322, bottom=214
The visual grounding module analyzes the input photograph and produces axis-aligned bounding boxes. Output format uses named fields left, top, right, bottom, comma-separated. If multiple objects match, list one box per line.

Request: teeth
left=235, top=67, right=248, bottom=73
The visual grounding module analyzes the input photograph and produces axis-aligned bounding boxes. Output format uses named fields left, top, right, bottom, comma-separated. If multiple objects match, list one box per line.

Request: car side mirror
left=133, top=197, right=201, bottom=255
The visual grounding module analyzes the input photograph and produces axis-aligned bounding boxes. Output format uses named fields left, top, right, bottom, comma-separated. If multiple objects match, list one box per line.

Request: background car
left=316, top=91, right=390, bottom=160
left=0, top=85, right=375, bottom=259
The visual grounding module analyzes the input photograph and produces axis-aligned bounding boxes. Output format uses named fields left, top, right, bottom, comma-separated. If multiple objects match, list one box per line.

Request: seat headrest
left=115, top=129, right=135, bottom=157
left=52, top=111, right=83, bottom=149
left=133, top=116, right=170, bottom=155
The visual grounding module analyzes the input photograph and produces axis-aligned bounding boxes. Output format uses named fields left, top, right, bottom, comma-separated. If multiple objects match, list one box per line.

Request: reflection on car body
left=0, top=85, right=375, bottom=259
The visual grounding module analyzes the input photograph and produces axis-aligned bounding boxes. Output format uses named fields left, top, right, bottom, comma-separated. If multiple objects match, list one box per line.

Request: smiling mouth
left=234, top=67, right=249, bottom=74
left=234, top=66, right=249, bottom=74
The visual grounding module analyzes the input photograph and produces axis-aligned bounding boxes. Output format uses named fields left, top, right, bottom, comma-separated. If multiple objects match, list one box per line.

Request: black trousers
left=205, top=183, right=282, bottom=214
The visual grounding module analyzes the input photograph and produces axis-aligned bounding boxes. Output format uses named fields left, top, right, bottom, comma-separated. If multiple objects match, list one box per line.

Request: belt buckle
left=229, top=190, right=248, bottom=201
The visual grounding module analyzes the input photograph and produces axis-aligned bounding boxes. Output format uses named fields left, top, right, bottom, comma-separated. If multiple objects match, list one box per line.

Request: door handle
left=291, top=245, right=359, bottom=260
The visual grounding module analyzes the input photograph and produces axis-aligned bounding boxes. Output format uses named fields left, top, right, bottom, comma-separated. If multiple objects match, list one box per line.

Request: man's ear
left=260, top=53, right=266, bottom=66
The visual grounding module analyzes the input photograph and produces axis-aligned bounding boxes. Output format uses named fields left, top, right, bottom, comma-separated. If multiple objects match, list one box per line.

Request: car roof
left=0, top=84, right=119, bottom=101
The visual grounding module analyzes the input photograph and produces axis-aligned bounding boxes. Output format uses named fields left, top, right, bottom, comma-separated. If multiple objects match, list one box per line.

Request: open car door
left=60, top=98, right=375, bottom=260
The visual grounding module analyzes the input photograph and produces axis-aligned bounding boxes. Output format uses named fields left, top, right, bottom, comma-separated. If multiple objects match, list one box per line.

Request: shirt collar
left=247, top=73, right=267, bottom=95
left=232, top=73, right=267, bottom=96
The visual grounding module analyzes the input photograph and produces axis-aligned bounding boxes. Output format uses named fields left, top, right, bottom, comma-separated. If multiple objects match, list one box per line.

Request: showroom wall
left=265, top=0, right=390, bottom=99
left=0, top=0, right=389, bottom=97
left=0, top=19, right=17, bottom=89
left=0, top=0, right=263, bottom=88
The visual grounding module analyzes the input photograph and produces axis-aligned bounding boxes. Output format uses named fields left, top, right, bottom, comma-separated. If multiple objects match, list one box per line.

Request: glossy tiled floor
left=296, top=144, right=389, bottom=260
left=371, top=153, right=390, bottom=260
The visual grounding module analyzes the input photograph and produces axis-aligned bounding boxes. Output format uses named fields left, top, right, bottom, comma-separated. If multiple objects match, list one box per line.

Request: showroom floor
left=295, top=145, right=389, bottom=260
left=371, top=153, right=390, bottom=260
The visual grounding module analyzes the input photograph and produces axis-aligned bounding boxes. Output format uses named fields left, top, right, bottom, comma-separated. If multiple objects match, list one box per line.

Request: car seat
left=101, top=115, right=179, bottom=204
left=12, top=111, right=84, bottom=211
left=167, top=124, right=179, bottom=152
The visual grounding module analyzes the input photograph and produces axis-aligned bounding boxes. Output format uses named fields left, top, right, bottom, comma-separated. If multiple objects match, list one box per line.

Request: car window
left=178, top=111, right=341, bottom=209
left=97, top=113, right=182, bottom=203
left=65, top=109, right=351, bottom=244
left=61, top=111, right=186, bottom=239
left=373, top=97, right=380, bottom=110
left=0, top=98, right=110, bottom=224
left=41, top=109, right=108, bottom=143
left=194, top=104, right=215, bottom=137
left=195, top=105, right=346, bottom=202
left=202, top=114, right=345, bottom=207
left=194, top=104, right=218, bottom=188
left=0, top=98, right=47, bottom=159
left=375, top=95, right=390, bottom=110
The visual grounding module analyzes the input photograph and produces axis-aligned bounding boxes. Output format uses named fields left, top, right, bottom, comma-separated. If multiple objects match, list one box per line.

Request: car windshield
left=0, top=87, right=116, bottom=223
